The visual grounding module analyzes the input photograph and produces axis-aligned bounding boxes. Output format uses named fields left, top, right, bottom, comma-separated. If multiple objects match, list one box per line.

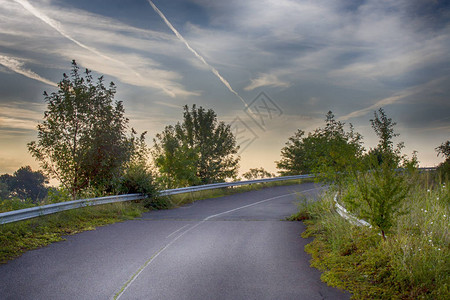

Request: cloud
left=4, top=0, right=199, bottom=98
left=0, top=101, right=44, bottom=131
left=244, top=73, right=290, bottom=91
left=0, top=54, right=56, bottom=86
left=147, top=0, right=249, bottom=106
left=339, top=76, right=449, bottom=121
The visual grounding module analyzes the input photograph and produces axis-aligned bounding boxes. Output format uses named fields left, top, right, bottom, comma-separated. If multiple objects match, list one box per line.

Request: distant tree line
left=0, top=166, right=48, bottom=204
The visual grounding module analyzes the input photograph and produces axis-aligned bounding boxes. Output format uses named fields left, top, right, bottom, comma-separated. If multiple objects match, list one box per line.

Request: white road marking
left=113, top=186, right=320, bottom=299
left=166, top=224, right=190, bottom=238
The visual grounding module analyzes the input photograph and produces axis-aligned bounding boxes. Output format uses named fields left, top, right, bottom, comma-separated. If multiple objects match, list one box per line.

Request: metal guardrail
left=0, top=174, right=314, bottom=225
left=334, top=193, right=371, bottom=228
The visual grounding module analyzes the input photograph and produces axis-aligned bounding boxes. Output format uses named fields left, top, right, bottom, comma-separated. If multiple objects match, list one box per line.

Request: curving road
left=0, top=183, right=350, bottom=299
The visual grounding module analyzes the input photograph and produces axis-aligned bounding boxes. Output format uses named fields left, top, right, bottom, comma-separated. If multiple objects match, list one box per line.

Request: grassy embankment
left=0, top=178, right=310, bottom=264
left=290, top=175, right=449, bottom=299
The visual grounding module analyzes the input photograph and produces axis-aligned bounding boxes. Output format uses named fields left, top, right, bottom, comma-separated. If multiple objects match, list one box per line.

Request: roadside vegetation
left=284, top=109, right=449, bottom=299
left=296, top=175, right=449, bottom=299
left=0, top=201, right=147, bottom=264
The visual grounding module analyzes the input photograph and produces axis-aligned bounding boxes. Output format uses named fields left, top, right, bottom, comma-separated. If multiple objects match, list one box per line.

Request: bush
left=119, top=163, right=167, bottom=210
left=0, top=198, right=36, bottom=213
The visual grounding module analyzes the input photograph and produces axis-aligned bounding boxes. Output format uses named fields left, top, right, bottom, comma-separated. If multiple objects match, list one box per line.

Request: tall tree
left=28, top=61, right=131, bottom=197
left=153, top=105, right=240, bottom=187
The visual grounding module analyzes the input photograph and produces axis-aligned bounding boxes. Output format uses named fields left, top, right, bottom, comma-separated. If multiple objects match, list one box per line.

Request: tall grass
left=298, top=177, right=449, bottom=299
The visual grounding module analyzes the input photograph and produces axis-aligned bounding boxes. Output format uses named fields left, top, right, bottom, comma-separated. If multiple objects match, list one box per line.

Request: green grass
left=294, top=179, right=449, bottom=299
left=1, top=178, right=311, bottom=264
left=0, top=202, right=147, bottom=264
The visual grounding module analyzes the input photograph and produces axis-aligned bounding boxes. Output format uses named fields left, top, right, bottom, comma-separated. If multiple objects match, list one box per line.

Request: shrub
left=0, top=198, right=36, bottom=213
left=119, top=163, right=167, bottom=210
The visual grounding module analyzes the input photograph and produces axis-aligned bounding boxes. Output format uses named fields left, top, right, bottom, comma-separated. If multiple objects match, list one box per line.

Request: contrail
left=147, top=0, right=249, bottom=108
left=14, top=0, right=118, bottom=64
left=0, top=54, right=56, bottom=86
left=13, top=0, right=177, bottom=97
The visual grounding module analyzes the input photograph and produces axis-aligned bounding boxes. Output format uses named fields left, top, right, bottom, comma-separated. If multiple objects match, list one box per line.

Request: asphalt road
left=0, top=183, right=350, bottom=299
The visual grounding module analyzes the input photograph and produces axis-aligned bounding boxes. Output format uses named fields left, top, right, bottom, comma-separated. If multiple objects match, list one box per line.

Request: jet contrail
left=14, top=0, right=118, bottom=64
left=14, top=0, right=178, bottom=97
left=147, top=0, right=249, bottom=108
left=0, top=54, right=56, bottom=86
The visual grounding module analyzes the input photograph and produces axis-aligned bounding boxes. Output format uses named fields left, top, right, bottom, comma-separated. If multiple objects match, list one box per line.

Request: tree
left=368, top=108, right=403, bottom=167
left=436, top=140, right=450, bottom=178
left=436, top=141, right=450, bottom=161
left=276, top=130, right=313, bottom=175
left=243, top=167, right=275, bottom=180
left=152, top=125, right=199, bottom=188
left=350, top=108, right=410, bottom=239
left=312, top=111, right=364, bottom=190
left=153, top=105, right=240, bottom=187
left=276, top=111, right=363, bottom=186
left=0, top=166, right=48, bottom=203
left=28, top=61, right=132, bottom=198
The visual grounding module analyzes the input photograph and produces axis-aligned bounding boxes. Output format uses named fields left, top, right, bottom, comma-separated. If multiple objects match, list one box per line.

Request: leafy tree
left=0, top=166, right=48, bottom=203
left=276, top=130, right=313, bottom=175
left=436, top=140, right=450, bottom=178
left=243, top=167, right=275, bottom=180
left=350, top=108, right=410, bottom=239
left=276, top=111, right=364, bottom=190
left=368, top=108, right=404, bottom=167
left=152, top=125, right=199, bottom=188
left=0, top=174, right=13, bottom=199
left=153, top=104, right=240, bottom=187
left=312, top=112, right=364, bottom=190
left=0, top=180, right=9, bottom=199
left=28, top=61, right=132, bottom=198
left=436, top=141, right=450, bottom=159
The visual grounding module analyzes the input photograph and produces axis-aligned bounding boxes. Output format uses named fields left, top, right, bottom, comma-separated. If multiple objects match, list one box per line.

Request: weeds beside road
left=292, top=176, right=449, bottom=299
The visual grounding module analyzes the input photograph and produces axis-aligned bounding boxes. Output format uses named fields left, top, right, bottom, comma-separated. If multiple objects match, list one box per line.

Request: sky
left=0, top=0, right=449, bottom=180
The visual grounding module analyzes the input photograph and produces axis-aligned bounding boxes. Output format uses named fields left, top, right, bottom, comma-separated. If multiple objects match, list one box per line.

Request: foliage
left=276, top=111, right=363, bottom=192
left=28, top=60, right=132, bottom=198
left=242, top=167, right=275, bottom=180
left=45, top=187, right=72, bottom=204
left=0, top=166, right=48, bottom=203
left=311, top=112, right=364, bottom=190
left=296, top=182, right=449, bottom=299
left=348, top=108, right=412, bottom=239
left=435, top=140, right=450, bottom=160
left=349, top=164, right=411, bottom=239
left=153, top=104, right=240, bottom=188
left=152, top=125, right=199, bottom=188
left=0, top=198, right=36, bottom=213
left=276, top=129, right=313, bottom=175
left=436, top=140, right=450, bottom=179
